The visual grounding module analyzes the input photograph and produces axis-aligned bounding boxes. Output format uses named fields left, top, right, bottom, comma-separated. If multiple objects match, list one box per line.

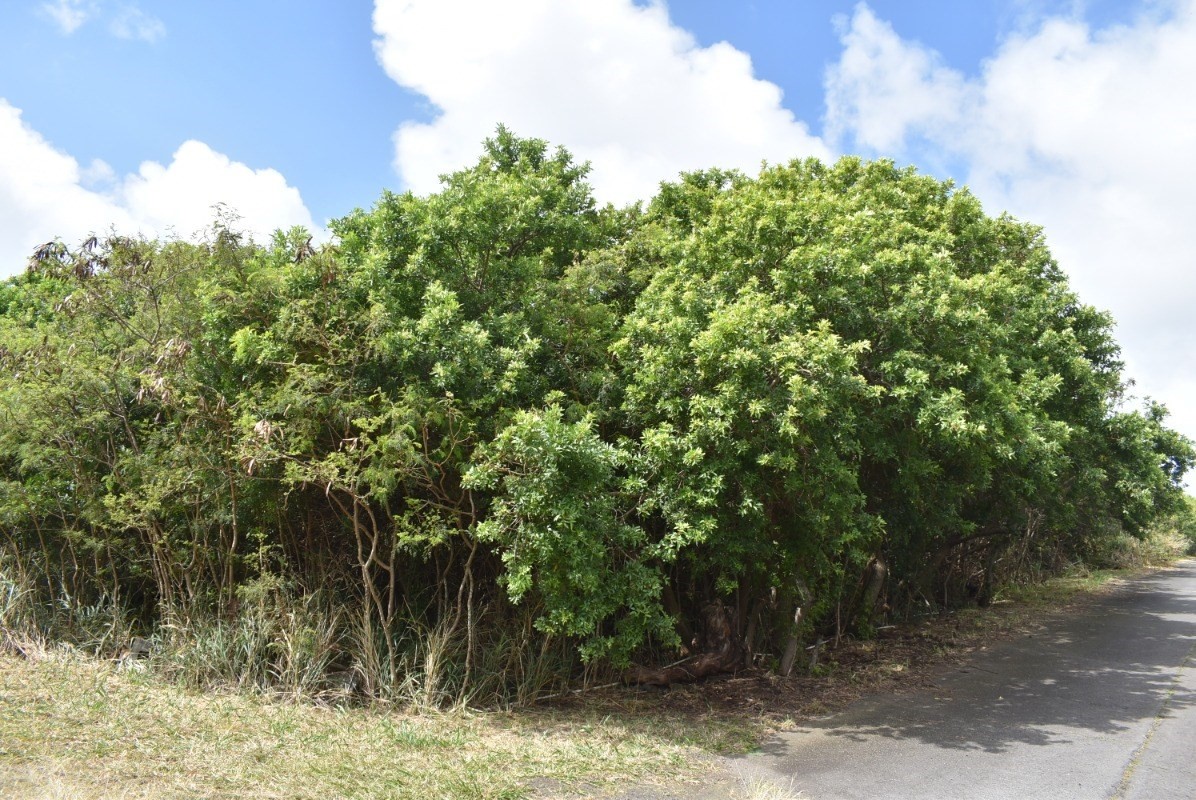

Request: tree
left=1, top=131, right=1189, bottom=701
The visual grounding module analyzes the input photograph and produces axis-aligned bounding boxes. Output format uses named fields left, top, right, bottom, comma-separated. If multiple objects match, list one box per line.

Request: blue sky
left=2, top=0, right=1195, bottom=440
left=1, top=0, right=1157, bottom=223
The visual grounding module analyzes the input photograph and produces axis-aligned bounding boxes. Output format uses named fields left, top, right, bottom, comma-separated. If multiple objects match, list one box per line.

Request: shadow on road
left=762, top=563, right=1196, bottom=755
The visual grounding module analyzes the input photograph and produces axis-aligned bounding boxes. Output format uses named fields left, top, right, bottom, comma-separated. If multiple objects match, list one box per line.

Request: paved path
left=627, top=560, right=1196, bottom=800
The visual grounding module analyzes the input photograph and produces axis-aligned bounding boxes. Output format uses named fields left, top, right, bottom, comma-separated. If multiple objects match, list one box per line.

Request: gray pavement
left=624, top=560, right=1196, bottom=800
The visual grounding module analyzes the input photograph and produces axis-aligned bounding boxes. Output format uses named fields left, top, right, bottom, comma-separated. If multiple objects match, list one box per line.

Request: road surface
left=628, top=560, right=1196, bottom=800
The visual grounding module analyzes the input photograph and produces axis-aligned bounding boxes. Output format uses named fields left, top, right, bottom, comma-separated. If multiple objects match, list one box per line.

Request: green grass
left=992, top=568, right=1123, bottom=608
left=0, top=647, right=752, bottom=800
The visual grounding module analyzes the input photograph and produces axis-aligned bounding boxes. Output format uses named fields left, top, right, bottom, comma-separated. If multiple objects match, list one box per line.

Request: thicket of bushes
left=1, top=129, right=1191, bottom=704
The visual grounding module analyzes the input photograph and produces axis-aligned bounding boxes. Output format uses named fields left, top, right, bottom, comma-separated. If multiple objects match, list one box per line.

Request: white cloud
left=371, top=0, right=830, bottom=205
left=825, top=8, right=969, bottom=154
left=40, top=1, right=164, bottom=41
left=122, top=141, right=313, bottom=239
left=109, top=5, right=165, bottom=43
left=0, top=98, right=316, bottom=279
left=826, top=1, right=1196, bottom=441
left=41, top=0, right=94, bottom=34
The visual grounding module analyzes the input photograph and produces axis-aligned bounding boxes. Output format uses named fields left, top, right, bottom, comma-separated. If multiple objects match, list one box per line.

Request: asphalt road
left=624, top=560, right=1196, bottom=800
left=742, top=560, right=1196, bottom=799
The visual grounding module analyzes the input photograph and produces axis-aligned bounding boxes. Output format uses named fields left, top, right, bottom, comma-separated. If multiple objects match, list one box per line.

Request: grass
left=0, top=557, right=1183, bottom=799
left=0, top=645, right=754, bottom=800
left=992, top=568, right=1124, bottom=607
left=740, top=778, right=807, bottom=800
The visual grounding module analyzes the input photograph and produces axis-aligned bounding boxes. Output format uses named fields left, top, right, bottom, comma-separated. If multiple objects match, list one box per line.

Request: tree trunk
left=623, top=603, right=740, bottom=686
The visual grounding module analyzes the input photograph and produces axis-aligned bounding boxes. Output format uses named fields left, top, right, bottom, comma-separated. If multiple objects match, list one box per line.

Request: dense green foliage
left=1, top=129, right=1190, bottom=702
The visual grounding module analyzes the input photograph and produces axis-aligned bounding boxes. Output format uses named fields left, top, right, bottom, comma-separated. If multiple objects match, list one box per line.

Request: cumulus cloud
left=0, top=99, right=316, bottom=278
left=371, top=0, right=830, bottom=204
left=826, top=1, right=1196, bottom=440
left=119, top=141, right=314, bottom=239
left=826, top=9, right=969, bottom=155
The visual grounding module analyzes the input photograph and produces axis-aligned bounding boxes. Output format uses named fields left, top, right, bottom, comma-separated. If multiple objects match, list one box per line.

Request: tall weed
left=156, top=591, right=345, bottom=697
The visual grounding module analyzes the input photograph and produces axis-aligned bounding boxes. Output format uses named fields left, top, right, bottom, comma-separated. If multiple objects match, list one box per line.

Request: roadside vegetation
left=2, top=545, right=1187, bottom=800
left=1, top=127, right=1192, bottom=715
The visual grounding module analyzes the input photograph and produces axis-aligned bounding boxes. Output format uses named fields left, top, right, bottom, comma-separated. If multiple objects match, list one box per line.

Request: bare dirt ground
left=553, top=577, right=1120, bottom=725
